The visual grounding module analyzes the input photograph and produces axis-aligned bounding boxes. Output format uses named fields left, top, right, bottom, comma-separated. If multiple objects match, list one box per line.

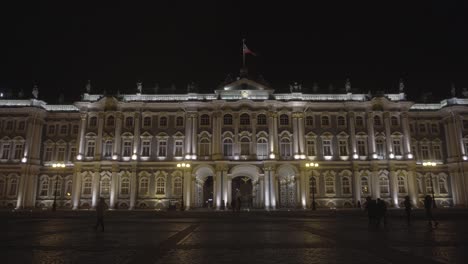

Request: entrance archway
left=231, top=176, right=253, bottom=209
left=203, top=176, right=214, bottom=208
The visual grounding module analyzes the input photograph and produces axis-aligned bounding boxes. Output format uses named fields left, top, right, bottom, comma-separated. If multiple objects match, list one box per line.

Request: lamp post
left=52, top=163, right=66, bottom=211
left=305, top=162, right=319, bottom=210
left=176, top=162, right=191, bottom=211
left=422, top=161, right=437, bottom=209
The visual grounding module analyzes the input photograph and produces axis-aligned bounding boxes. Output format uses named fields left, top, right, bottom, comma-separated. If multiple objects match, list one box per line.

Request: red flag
left=243, top=43, right=256, bottom=56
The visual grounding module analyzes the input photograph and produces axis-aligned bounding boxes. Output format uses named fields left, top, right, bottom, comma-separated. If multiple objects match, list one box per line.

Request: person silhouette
left=403, top=196, right=412, bottom=226
left=94, top=197, right=108, bottom=232
left=424, top=195, right=438, bottom=228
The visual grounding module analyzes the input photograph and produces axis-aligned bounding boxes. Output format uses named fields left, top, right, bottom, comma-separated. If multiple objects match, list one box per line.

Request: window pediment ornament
left=172, top=131, right=185, bottom=139
left=140, top=131, right=153, bottom=139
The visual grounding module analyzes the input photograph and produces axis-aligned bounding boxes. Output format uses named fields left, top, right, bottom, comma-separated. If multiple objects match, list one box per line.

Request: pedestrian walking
left=403, top=196, right=412, bottom=226
left=424, top=195, right=438, bottom=228
left=364, top=196, right=376, bottom=227
left=376, top=198, right=387, bottom=228
left=94, top=197, right=108, bottom=232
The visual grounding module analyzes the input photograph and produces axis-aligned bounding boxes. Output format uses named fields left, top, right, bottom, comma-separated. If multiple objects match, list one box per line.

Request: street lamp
left=51, top=163, right=66, bottom=211
left=176, top=162, right=191, bottom=211
left=305, top=162, right=319, bottom=210
left=422, top=161, right=437, bottom=209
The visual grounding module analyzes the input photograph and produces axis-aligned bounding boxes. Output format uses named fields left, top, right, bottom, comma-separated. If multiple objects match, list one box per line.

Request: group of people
left=364, top=197, right=388, bottom=228
left=365, top=194, right=439, bottom=229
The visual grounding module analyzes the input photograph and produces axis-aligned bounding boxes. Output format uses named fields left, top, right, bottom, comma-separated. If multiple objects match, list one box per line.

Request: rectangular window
left=322, top=139, right=332, bottom=156
left=44, top=146, right=53, bottom=161
left=393, top=139, right=402, bottom=156
left=175, top=141, right=183, bottom=157
left=421, top=145, right=430, bottom=160
left=419, top=123, right=426, bottom=133
left=57, top=147, right=66, bottom=161
left=1, top=144, right=11, bottom=159
left=357, top=140, right=366, bottom=156
left=306, top=140, right=316, bottom=156
left=72, top=125, right=79, bottom=134
left=433, top=145, right=442, bottom=160
left=6, top=121, right=13, bottom=131
left=338, top=140, right=348, bottom=156
left=13, top=143, right=23, bottom=160
left=60, top=125, right=68, bottom=135
left=86, top=142, right=95, bottom=157
left=69, top=147, right=77, bottom=161
left=48, top=125, right=55, bottom=135
left=376, top=139, right=385, bottom=158
left=431, top=123, right=439, bottom=134
left=103, top=141, right=113, bottom=158
left=123, top=141, right=132, bottom=157
left=240, top=140, right=250, bottom=156
left=141, top=141, right=151, bottom=157
left=17, top=121, right=26, bottom=131
left=257, top=140, right=268, bottom=159
left=158, top=141, right=167, bottom=157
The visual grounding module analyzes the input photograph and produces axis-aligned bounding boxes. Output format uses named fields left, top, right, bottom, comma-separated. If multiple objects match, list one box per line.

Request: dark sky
left=1, top=1, right=467, bottom=103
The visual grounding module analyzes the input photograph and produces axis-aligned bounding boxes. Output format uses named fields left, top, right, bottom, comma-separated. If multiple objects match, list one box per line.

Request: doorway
left=231, top=176, right=253, bottom=209
left=203, top=176, right=214, bottom=208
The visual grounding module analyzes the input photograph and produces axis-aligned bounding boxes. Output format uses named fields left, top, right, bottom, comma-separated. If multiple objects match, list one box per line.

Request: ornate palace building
left=1, top=72, right=468, bottom=210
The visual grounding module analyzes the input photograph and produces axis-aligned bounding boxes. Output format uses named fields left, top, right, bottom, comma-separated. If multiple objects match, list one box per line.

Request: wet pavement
left=2, top=209, right=468, bottom=263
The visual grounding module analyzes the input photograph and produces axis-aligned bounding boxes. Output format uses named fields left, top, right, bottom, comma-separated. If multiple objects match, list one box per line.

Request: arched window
left=103, top=140, right=113, bottom=158
left=53, top=177, right=62, bottom=197
left=40, top=178, right=49, bottom=196
left=89, top=116, right=97, bottom=128
left=398, top=176, right=406, bottom=193
left=223, top=114, right=233, bottom=125
left=176, top=116, right=184, bottom=126
left=198, top=138, right=211, bottom=156
left=0, top=178, right=5, bottom=197
left=100, top=178, right=110, bottom=195
left=240, top=114, right=250, bottom=125
left=391, top=116, right=399, bottom=126
left=374, top=116, right=382, bottom=126
left=120, top=178, right=130, bottom=195
left=106, top=116, right=115, bottom=126
left=240, top=137, right=250, bottom=156
left=125, top=116, right=133, bottom=127
left=223, top=138, right=233, bottom=157
left=280, top=138, right=292, bottom=158
left=143, top=116, right=152, bottom=127
left=173, top=177, right=182, bottom=196
left=376, top=138, right=386, bottom=158
left=200, top=114, right=210, bottom=126
left=425, top=177, right=433, bottom=193
left=337, top=116, right=346, bottom=126
left=355, top=116, right=364, bottom=126
left=159, top=116, right=168, bottom=127
left=257, top=114, right=267, bottom=125
left=306, top=116, right=314, bottom=126
left=321, top=116, right=329, bottom=126
left=279, top=114, right=289, bottom=126
left=257, top=138, right=268, bottom=159
left=60, top=125, right=68, bottom=135
left=83, top=177, right=92, bottom=195
left=325, top=177, right=335, bottom=194
left=379, top=176, right=389, bottom=195
left=342, top=177, right=351, bottom=194
left=309, top=177, right=317, bottom=195
left=65, top=181, right=72, bottom=197
left=139, top=178, right=149, bottom=195
left=439, top=177, right=448, bottom=194
left=361, top=177, right=370, bottom=194
left=156, top=178, right=165, bottom=195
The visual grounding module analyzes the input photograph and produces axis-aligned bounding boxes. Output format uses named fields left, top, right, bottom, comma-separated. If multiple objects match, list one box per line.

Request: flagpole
left=242, top=38, right=246, bottom=68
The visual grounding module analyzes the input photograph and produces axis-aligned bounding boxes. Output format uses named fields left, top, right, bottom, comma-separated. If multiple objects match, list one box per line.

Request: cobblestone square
left=3, top=209, right=468, bottom=264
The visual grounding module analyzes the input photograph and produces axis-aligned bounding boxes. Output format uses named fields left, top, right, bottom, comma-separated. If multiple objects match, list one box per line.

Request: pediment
left=221, top=78, right=271, bottom=91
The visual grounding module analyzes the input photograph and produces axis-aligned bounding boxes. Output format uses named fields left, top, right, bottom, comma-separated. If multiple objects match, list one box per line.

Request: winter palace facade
left=1, top=75, right=468, bottom=210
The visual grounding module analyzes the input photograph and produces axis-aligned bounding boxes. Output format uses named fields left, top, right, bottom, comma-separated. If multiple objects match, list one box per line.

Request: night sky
left=1, top=1, right=467, bottom=103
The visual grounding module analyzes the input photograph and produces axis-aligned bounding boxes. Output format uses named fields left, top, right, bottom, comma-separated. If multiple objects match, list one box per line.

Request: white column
left=114, top=113, right=123, bottom=158
left=259, top=177, right=264, bottom=208
left=251, top=115, right=257, bottom=158
left=401, top=112, right=412, bottom=157
left=300, top=169, right=307, bottom=209
left=133, top=112, right=141, bottom=157
left=129, top=168, right=137, bottom=210
left=185, top=114, right=192, bottom=157
left=454, top=114, right=466, bottom=157
left=215, top=170, right=221, bottom=209
left=298, top=114, right=305, bottom=156
left=96, top=113, right=104, bottom=159
left=212, top=113, right=220, bottom=159
left=349, top=112, right=357, bottom=156
left=371, top=167, right=380, bottom=199
left=270, top=170, right=277, bottom=209
left=191, top=114, right=198, bottom=158
left=72, top=170, right=81, bottom=210
left=367, top=113, right=376, bottom=157
left=407, top=167, right=418, bottom=207
left=78, top=114, right=87, bottom=157
left=292, top=113, right=299, bottom=156
left=268, top=113, right=275, bottom=157
left=227, top=178, right=232, bottom=206
left=384, top=112, right=393, bottom=156
left=110, top=169, right=118, bottom=209
left=92, top=170, right=100, bottom=208
left=183, top=169, right=192, bottom=209
left=234, top=113, right=239, bottom=157
left=273, top=114, right=279, bottom=157
left=353, top=167, right=361, bottom=205
left=389, top=169, right=399, bottom=207
left=264, top=169, right=271, bottom=209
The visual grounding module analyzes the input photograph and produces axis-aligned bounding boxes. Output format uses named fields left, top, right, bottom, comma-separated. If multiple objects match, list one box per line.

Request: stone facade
left=1, top=76, right=468, bottom=210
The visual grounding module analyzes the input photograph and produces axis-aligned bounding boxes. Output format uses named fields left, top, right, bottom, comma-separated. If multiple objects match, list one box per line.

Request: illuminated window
left=361, top=177, right=370, bottom=195
left=120, top=178, right=129, bottom=195
left=257, top=138, right=268, bottom=159
left=100, top=178, right=110, bottom=195
left=325, top=177, right=335, bottom=194
left=156, top=178, right=165, bottom=195
left=398, top=176, right=406, bottom=193
left=83, top=178, right=92, bottom=195
left=379, top=176, right=389, bottom=195
left=139, top=178, right=149, bottom=195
